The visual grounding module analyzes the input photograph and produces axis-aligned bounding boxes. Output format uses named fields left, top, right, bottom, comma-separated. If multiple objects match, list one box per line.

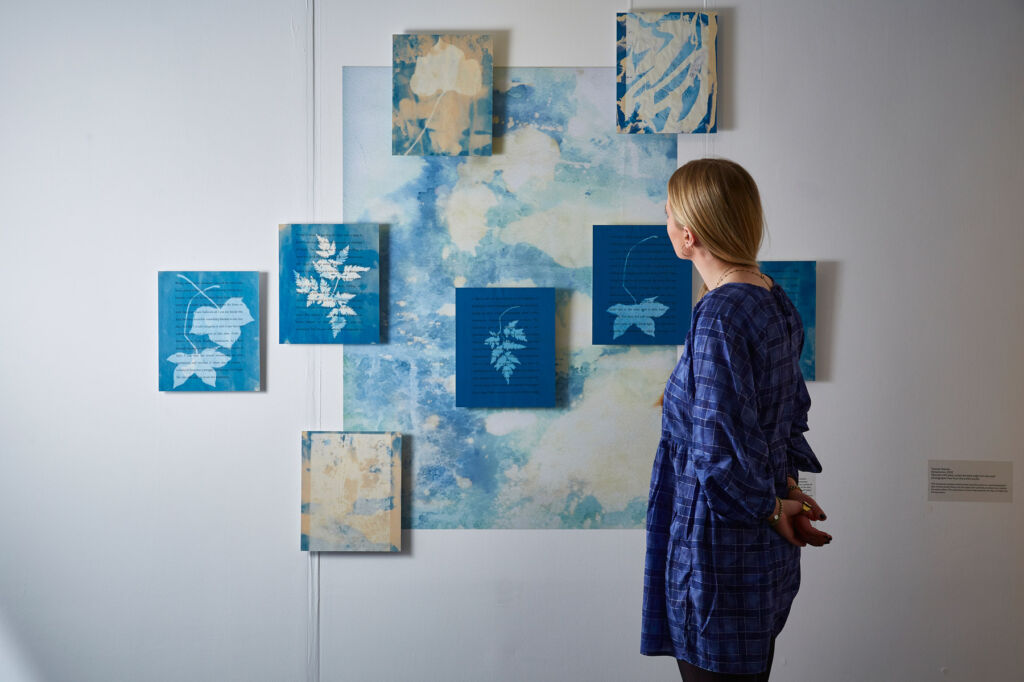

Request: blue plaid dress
left=642, top=283, right=822, bottom=674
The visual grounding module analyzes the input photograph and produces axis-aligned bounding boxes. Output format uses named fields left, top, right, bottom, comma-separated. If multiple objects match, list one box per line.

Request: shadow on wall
left=0, top=608, right=42, bottom=682
left=816, top=260, right=839, bottom=382
left=714, top=7, right=736, bottom=131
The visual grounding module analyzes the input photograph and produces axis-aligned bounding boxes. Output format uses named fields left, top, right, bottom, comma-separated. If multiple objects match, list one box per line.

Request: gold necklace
left=712, top=267, right=772, bottom=289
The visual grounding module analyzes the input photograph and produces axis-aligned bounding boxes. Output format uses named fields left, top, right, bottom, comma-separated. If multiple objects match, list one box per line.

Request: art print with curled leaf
left=158, top=271, right=260, bottom=391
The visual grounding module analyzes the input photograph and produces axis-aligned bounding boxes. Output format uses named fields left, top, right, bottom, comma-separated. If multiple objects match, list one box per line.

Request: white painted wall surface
left=1, top=1, right=1021, bottom=681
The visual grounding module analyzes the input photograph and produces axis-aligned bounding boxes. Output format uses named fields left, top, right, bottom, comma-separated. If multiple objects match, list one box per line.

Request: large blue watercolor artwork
left=342, top=67, right=677, bottom=528
left=393, top=33, right=493, bottom=156
left=456, top=288, right=555, bottom=408
left=158, top=271, right=259, bottom=391
left=592, top=225, right=692, bottom=345
left=279, top=223, right=380, bottom=344
left=617, top=11, right=718, bottom=134
left=760, top=260, right=816, bottom=381
left=301, top=431, right=402, bottom=552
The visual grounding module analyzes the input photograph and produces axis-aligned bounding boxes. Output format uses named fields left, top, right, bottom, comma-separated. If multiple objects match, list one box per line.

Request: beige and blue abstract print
left=392, top=33, right=493, bottom=156
left=617, top=11, right=718, bottom=134
left=301, top=432, right=402, bottom=552
left=344, top=67, right=677, bottom=529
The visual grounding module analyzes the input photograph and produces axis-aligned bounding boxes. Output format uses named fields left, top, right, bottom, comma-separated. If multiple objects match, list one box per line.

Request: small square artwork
left=455, top=287, right=555, bottom=408
left=592, top=225, right=692, bottom=345
left=279, top=224, right=380, bottom=344
left=158, top=271, right=260, bottom=391
left=760, top=260, right=816, bottom=381
left=616, top=11, right=718, bottom=134
left=301, top=432, right=402, bottom=552
left=392, top=33, right=493, bottom=156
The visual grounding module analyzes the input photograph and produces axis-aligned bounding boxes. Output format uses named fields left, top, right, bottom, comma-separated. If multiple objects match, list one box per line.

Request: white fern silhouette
left=295, top=234, right=370, bottom=337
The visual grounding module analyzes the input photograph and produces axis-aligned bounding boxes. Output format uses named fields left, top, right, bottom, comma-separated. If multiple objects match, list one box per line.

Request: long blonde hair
left=667, top=158, right=765, bottom=298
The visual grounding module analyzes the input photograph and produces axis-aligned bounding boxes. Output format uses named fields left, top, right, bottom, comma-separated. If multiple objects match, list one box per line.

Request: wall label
left=928, top=460, right=1013, bottom=502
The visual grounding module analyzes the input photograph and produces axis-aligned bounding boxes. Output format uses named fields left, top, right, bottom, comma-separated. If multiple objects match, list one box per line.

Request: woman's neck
left=693, top=251, right=768, bottom=290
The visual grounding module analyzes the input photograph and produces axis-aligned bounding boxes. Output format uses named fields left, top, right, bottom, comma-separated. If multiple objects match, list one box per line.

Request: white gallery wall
left=1, top=0, right=1021, bottom=680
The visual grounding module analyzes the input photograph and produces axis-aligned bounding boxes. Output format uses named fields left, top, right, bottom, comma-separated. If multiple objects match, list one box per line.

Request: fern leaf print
left=486, top=306, right=527, bottom=384
left=295, top=234, right=368, bottom=337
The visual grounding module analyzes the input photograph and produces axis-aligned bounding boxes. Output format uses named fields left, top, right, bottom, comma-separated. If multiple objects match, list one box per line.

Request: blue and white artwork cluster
left=343, top=66, right=678, bottom=529
left=592, top=225, right=692, bottom=345
left=158, top=271, right=260, bottom=392
left=616, top=11, right=718, bottom=134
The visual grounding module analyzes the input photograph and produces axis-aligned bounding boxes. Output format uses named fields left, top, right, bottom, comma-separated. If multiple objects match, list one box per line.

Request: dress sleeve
left=690, top=316, right=777, bottom=526
left=786, top=374, right=822, bottom=477
left=641, top=439, right=676, bottom=652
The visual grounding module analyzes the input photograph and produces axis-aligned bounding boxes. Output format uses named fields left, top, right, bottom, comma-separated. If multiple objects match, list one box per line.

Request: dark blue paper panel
left=456, top=287, right=555, bottom=408
left=759, top=260, right=816, bottom=381
left=592, top=225, right=692, bottom=345
left=279, top=223, right=380, bottom=344
left=158, top=271, right=260, bottom=391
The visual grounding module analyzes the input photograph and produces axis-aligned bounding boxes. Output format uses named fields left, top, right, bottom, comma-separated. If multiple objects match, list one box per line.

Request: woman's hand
left=787, top=487, right=826, bottom=522
left=771, top=499, right=808, bottom=547
left=792, top=514, right=832, bottom=546
left=771, top=499, right=833, bottom=547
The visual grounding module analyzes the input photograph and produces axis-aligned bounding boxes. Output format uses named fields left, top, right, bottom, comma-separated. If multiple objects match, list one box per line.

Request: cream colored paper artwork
left=616, top=11, right=718, bottom=134
left=301, top=432, right=402, bottom=552
left=392, top=33, right=493, bottom=156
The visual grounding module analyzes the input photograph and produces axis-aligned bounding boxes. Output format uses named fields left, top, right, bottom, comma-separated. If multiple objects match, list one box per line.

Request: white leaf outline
left=295, top=233, right=368, bottom=337
left=166, top=274, right=254, bottom=389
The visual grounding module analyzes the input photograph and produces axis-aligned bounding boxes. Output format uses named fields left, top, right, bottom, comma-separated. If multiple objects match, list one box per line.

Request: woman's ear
left=682, top=225, right=696, bottom=249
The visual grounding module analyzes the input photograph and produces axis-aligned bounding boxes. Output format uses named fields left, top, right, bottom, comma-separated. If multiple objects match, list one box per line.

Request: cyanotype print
left=393, top=33, right=493, bottom=156
left=343, top=67, right=677, bottom=528
left=279, top=224, right=380, bottom=344
left=760, top=260, right=817, bottom=380
left=617, top=11, right=718, bottom=134
left=158, top=271, right=260, bottom=391
left=456, top=287, right=555, bottom=408
left=301, top=432, right=402, bottom=552
left=593, top=225, right=692, bottom=345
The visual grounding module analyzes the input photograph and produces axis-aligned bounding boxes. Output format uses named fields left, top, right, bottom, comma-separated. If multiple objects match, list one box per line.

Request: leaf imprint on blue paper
left=485, top=306, right=527, bottom=383
left=607, top=235, right=669, bottom=338
left=166, top=274, right=254, bottom=387
left=295, top=234, right=370, bottom=337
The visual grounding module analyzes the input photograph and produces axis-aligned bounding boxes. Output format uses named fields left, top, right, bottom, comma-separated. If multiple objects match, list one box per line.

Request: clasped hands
left=773, top=487, right=832, bottom=548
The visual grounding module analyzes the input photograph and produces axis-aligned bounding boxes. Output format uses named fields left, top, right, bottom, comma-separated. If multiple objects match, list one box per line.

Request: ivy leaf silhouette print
left=608, top=297, right=669, bottom=338
left=607, top=234, right=671, bottom=339
left=166, top=348, right=231, bottom=388
left=485, top=307, right=527, bottom=383
left=190, top=297, right=254, bottom=348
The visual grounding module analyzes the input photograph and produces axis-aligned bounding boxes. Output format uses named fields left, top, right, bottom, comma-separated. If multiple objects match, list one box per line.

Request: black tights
left=676, top=638, right=775, bottom=682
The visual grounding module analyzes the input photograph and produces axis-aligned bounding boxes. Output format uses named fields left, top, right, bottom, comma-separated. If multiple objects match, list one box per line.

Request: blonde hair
left=667, top=158, right=765, bottom=298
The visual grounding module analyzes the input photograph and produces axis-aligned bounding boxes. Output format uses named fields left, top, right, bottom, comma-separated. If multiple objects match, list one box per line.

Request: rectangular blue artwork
left=456, top=288, right=555, bottom=408
left=158, top=271, right=260, bottom=391
left=279, top=223, right=380, bottom=344
left=592, top=225, right=692, bottom=345
left=760, top=260, right=816, bottom=381
left=342, top=67, right=677, bottom=529
left=616, top=11, right=718, bottom=134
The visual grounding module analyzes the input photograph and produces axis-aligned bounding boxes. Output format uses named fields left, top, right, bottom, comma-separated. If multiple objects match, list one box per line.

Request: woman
left=642, top=159, right=831, bottom=681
